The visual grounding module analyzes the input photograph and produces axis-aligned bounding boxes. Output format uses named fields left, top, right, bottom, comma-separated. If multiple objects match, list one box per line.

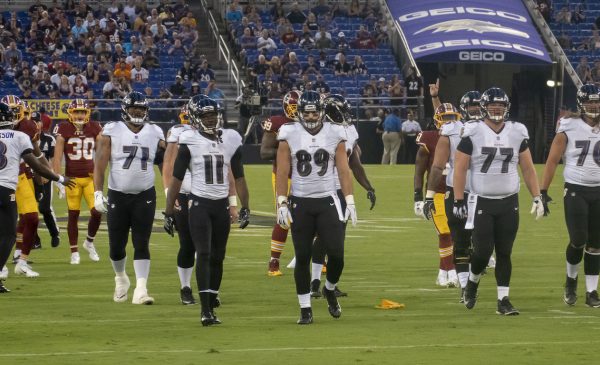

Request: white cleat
left=447, top=269, right=459, bottom=288
left=487, top=256, right=496, bottom=269
left=14, top=262, right=40, bottom=278
left=287, top=257, right=296, bottom=269
left=70, top=252, right=80, bottom=265
left=132, top=287, right=154, bottom=305
left=435, top=269, right=449, bottom=287
left=0, top=265, right=8, bottom=279
left=113, top=275, right=130, bottom=302
left=83, top=241, right=100, bottom=262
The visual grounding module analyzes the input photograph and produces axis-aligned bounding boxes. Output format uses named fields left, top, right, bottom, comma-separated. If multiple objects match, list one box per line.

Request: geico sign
left=459, top=51, right=505, bottom=61
left=399, top=7, right=527, bottom=23
left=412, top=39, right=544, bottom=56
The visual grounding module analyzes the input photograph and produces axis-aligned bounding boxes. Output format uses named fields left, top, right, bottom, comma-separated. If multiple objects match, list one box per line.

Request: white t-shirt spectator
left=131, top=67, right=149, bottom=82
left=257, top=36, right=277, bottom=51
left=68, top=74, right=88, bottom=86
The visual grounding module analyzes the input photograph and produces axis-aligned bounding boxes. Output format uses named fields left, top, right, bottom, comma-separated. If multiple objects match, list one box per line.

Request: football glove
left=94, top=191, right=108, bottom=214
left=531, top=195, right=545, bottom=220
left=367, top=189, right=376, bottom=210
left=422, top=198, right=435, bottom=220
left=239, top=207, right=250, bottom=229
left=277, top=202, right=293, bottom=230
left=56, top=182, right=65, bottom=199
left=163, top=212, right=176, bottom=237
left=541, top=189, right=552, bottom=216
left=414, top=201, right=425, bottom=218
left=344, top=203, right=358, bottom=226
left=453, top=199, right=468, bottom=220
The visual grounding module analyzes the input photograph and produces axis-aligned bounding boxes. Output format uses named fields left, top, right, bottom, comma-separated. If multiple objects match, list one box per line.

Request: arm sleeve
left=457, top=137, right=473, bottom=155
left=154, top=145, right=165, bottom=165
left=231, top=146, right=245, bottom=179
left=172, top=144, right=191, bottom=181
left=519, top=139, right=529, bottom=153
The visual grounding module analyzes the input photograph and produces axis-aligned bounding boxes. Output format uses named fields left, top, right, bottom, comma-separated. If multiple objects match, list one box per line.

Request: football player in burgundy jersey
left=53, top=99, right=103, bottom=265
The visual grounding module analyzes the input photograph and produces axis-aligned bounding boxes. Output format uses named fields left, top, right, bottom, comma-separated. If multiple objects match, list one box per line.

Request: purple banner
left=389, top=0, right=552, bottom=64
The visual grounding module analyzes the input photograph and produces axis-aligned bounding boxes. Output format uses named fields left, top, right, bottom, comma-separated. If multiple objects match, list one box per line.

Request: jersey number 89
left=296, top=149, right=329, bottom=177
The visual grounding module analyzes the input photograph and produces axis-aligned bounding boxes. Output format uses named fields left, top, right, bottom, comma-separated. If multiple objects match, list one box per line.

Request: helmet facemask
left=190, top=110, right=223, bottom=134
left=299, top=107, right=323, bottom=133
left=581, top=98, right=600, bottom=119
left=485, top=102, right=509, bottom=123
left=124, top=106, right=148, bottom=125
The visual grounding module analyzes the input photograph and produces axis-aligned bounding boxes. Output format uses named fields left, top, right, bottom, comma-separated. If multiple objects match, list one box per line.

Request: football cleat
left=286, top=257, right=296, bottom=269
left=310, top=279, right=322, bottom=298
left=487, top=256, right=496, bottom=269
left=435, top=270, right=449, bottom=287
left=496, top=296, right=520, bottom=315
left=464, top=280, right=479, bottom=309
left=297, top=307, right=313, bottom=325
left=32, top=238, right=42, bottom=250
left=322, top=287, right=342, bottom=318
left=113, top=275, right=130, bottom=302
left=211, top=311, right=222, bottom=325
left=83, top=241, right=100, bottom=262
left=459, top=288, right=466, bottom=304
left=201, top=311, right=216, bottom=326
left=0, top=280, right=9, bottom=293
left=564, top=276, right=577, bottom=306
left=70, top=252, right=80, bottom=265
left=51, top=236, right=60, bottom=248
left=334, top=287, right=347, bottom=297
left=447, top=270, right=459, bottom=288
left=180, top=286, right=197, bottom=305
left=268, top=258, right=282, bottom=277
left=0, top=265, right=8, bottom=279
left=14, top=262, right=39, bottom=278
left=213, top=295, right=221, bottom=308
left=132, top=287, right=154, bottom=305
left=586, top=290, right=600, bottom=308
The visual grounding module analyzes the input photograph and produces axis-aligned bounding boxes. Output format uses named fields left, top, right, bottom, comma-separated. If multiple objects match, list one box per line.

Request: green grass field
left=3, top=164, right=600, bottom=365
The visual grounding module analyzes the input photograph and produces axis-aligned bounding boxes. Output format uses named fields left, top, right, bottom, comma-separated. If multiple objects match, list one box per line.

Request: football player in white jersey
left=93, top=91, right=166, bottom=305
left=163, top=95, right=243, bottom=326
left=309, top=94, right=375, bottom=298
left=541, top=84, right=600, bottom=308
left=275, top=91, right=357, bottom=324
left=0, top=102, right=73, bottom=292
left=453, top=87, right=545, bottom=315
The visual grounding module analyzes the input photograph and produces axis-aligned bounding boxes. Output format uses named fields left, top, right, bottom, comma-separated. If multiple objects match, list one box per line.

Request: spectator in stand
left=129, top=35, right=142, bottom=54
left=401, top=109, right=421, bottom=164
left=284, top=52, right=302, bottom=78
left=353, top=26, right=377, bottom=49
left=226, top=2, right=244, bottom=24
left=271, top=0, right=285, bottom=19
left=130, top=60, right=149, bottom=83
left=315, top=28, right=333, bottom=49
left=555, top=6, right=571, bottom=24
left=169, top=75, right=187, bottom=98
left=97, top=60, right=112, bottom=83
left=577, top=37, right=591, bottom=51
left=377, top=77, right=388, bottom=95
left=334, top=53, right=351, bottom=76
left=67, top=66, right=87, bottom=86
left=71, top=17, right=88, bottom=39
left=573, top=4, right=585, bottom=24
left=374, top=19, right=389, bottom=44
left=287, top=2, right=307, bottom=24
left=95, top=35, right=113, bottom=61
left=206, top=79, right=226, bottom=109
left=107, top=0, right=120, bottom=16
left=114, top=60, right=132, bottom=81
left=3, top=41, right=22, bottom=66
left=99, top=11, right=113, bottom=30
left=178, top=59, right=195, bottom=82
left=37, top=72, right=57, bottom=96
left=281, top=25, right=298, bottom=45
left=103, top=78, right=125, bottom=99
left=315, top=25, right=332, bottom=41
left=313, top=74, right=330, bottom=94
left=312, top=0, right=330, bottom=16
left=296, top=73, right=312, bottom=92
left=133, top=11, right=147, bottom=32
left=190, top=82, right=201, bottom=97
left=112, top=44, right=128, bottom=63
left=196, top=59, right=215, bottom=82
left=317, top=51, right=329, bottom=69
left=144, top=85, right=155, bottom=99
left=58, top=75, right=71, bottom=96
left=141, top=35, right=158, bottom=55
left=119, top=77, right=133, bottom=94
left=305, top=12, right=319, bottom=32
left=83, top=62, right=99, bottom=84
left=577, top=57, right=593, bottom=83
left=404, top=66, right=423, bottom=108
left=168, top=39, right=188, bottom=56
left=388, top=74, right=405, bottom=107
left=17, top=68, right=35, bottom=93
left=247, top=6, right=261, bottom=24
left=349, top=0, right=361, bottom=17
left=179, top=11, right=197, bottom=28
left=239, top=27, right=257, bottom=59
left=270, top=55, right=283, bottom=75
left=83, top=11, right=98, bottom=29
left=179, top=25, right=200, bottom=48
left=142, top=50, right=160, bottom=69
left=160, top=7, right=178, bottom=29
left=299, top=32, right=315, bottom=50
left=279, top=69, right=296, bottom=92
left=150, top=18, right=168, bottom=38
left=70, top=75, right=88, bottom=97
left=117, top=12, right=129, bottom=31
left=591, top=30, right=600, bottom=52
left=557, top=32, right=572, bottom=50
left=21, top=86, right=34, bottom=99
left=26, top=29, right=45, bottom=54
left=592, top=60, right=600, bottom=83
left=351, top=55, right=368, bottom=75
left=250, top=54, right=270, bottom=84
left=337, top=31, right=350, bottom=51
left=257, top=30, right=277, bottom=52
left=78, top=37, right=95, bottom=57
left=302, top=55, right=320, bottom=75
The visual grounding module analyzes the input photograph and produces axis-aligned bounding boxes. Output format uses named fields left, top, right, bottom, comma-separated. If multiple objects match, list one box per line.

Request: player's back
left=417, top=130, right=446, bottom=192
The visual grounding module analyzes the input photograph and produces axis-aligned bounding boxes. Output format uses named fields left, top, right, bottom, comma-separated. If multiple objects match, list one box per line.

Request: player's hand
left=367, top=189, right=376, bottom=210
left=56, top=182, right=65, bottom=199
left=238, top=207, right=250, bottom=229
left=277, top=202, right=293, bottom=230
left=429, top=78, right=439, bottom=97
left=541, top=189, right=552, bottom=216
left=163, top=212, right=176, bottom=237
left=62, top=176, right=76, bottom=189
left=94, top=191, right=108, bottom=214
left=344, top=203, right=358, bottom=226
left=229, top=206, right=239, bottom=224
left=531, top=195, right=545, bottom=220
left=414, top=201, right=425, bottom=218
left=453, top=199, right=468, bottom=220
left=422, top=198, right=435, bottom=220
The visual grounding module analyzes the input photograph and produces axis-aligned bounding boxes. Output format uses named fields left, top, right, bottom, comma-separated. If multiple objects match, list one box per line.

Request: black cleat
left=213, top=296, right=221, bottom=308
left=297, top=307, right=313, bottom=325
left=201, top=311, right=215, bottom=326
left=310, top=279, right=322, bottom=298
left=564, top=276, right=577, bottom=306
left=586, top=290, right=600, bottom=308
left=334, top=287, right=347, bottom=297
left=51, top=236, right=60, bottom=248
left=211, top=311, right=222, bottom=324
left=0, top=281, right=10, bottom=293
left=464, top=280, right=479, bottom=310
left=322, top=287, right=342, bottom=318
left=459, top=288, right=466, bottom=304
left=496, top=296, right=520, bottom=315
left=180, top=287, right=197, bottom=305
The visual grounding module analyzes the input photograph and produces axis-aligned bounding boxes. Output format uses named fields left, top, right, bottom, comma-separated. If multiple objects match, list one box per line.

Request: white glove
left=344, top=204, right=357, bottom=226
left=277, top=203, right=293, bottom=230
left=56, top=182, right=65, bottom=199
left=414, top=201, right=426, bottom=218
left=530, top=195, right=545, bottom=220
left=94, top=191, right=108, bottom=214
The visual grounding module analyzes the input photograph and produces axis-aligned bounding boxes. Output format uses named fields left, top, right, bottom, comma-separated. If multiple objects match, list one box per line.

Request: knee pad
left=453, top=247, right=471, bottom=266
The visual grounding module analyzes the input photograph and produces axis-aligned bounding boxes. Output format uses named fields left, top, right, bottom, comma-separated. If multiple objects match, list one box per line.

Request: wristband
left=36, top=154, right=44, bottom=159
left=425, top=190, right=435, bottom=199
left=345, top=194, right=355, bottom=205
left=228, top=196, right=238, bottom=207
left=277, top=195, right=288, bottom=205
left=57, top=175, right=65, bottom=184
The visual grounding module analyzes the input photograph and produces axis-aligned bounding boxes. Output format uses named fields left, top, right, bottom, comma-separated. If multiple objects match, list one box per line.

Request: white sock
left=298, top=293, right=311, bottom=308
left=469, top=271, right=482, bottom=283
left=325, top=280, right=336, bottom=291
left=311, top=262, right=323, bottom=282
left=136, top=278, right=147, bottom=290
left=585, top=275, right=599, bottom=293
left=133, top=259, right=150, bottom=281
left=14, top=249, right=21, bottom=259
left=18, top=258, right=27, bottom=266
left=458, top=272, right=469, bottom=288
left=566, top=262, right=580, bottom=279
left=111, top=257, right=127, bottom=274
left=497, top=286, right=509, bottom=300
left=178, top=266, right=193, bottom=289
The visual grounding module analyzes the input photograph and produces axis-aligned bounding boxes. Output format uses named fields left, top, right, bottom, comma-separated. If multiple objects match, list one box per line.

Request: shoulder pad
left=178, top=129, right=197, bottom=145
left=460, top=121, right=479, bottom=138
left=101, top=121, right=118, bottom=136
left=556, top=117, right=577, bottom=134
left=221, top=129, right=242, bottom=147
left=440, top=122, right=458, bottom=136
left=512, top=121, right=529, bottom=139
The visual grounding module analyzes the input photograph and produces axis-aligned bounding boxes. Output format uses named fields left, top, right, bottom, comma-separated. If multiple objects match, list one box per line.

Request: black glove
left=239, top=207, right=250, bottom=229
left=541, top=189, right=552, bottom=216
left=422, top=198, right=435, bottom=220
left=453, top=199, right=468, bottom=220
left=367, top=189, right=376, bottom=210
left=414, top=189, right=423, bottom=202
left=163, top=212, right=176, bottom=237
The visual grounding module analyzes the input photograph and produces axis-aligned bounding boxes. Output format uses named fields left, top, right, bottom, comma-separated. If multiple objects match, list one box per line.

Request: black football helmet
left=297, top=90, right=324, bottom=133
left=459, top=90, right=483, bottom=120
left=0, top=102, right=15, bottom=128
left=187, top=94, right=223, bottom=134
left=121, top=91, right=149, bottom=125
left=577, top=84, right=600, bottom=119
left=480, top=87, right=510, bottom=122
left=323, top=94, right=352, bottom=125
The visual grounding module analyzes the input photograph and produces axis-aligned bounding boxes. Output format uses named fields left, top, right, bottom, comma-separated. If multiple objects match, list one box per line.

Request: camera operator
left=234, top=86, right=263, bottom=144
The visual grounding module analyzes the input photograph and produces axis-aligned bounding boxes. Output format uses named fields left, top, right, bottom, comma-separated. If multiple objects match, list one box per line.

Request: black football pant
left=445, top=188, right=472, bottom=275
left=175, top=193, right=195, bottom=269
left=188, top=195, right=231, bottom=312
left=564, top=183, right=600, bottom=276
left=470, top=194, right=519, bottom=287
left=34, top=181, right=59, bottom=238
left=290, top=195, right=345, bottom=295
left=107, top=188, right=155, bottom=261
left=0, top=187, right=17, bottom=272
left=312, top=189, right=346, bottom=266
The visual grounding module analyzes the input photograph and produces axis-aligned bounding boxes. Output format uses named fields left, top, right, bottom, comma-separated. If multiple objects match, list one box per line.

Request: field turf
left=2, top=165, right=599, bottom=365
